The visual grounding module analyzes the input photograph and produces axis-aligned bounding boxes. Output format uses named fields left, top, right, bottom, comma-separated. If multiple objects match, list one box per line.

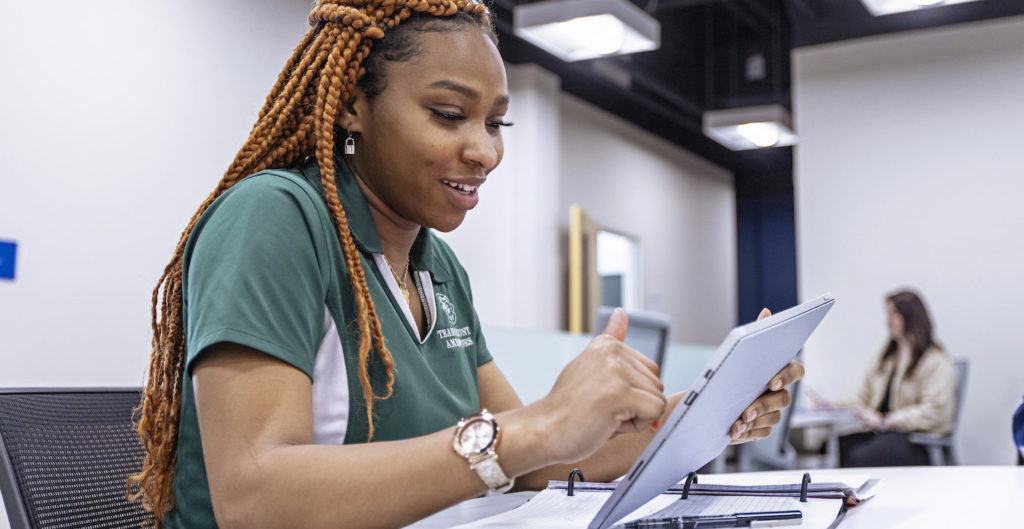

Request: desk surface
left=4, top=466, right=1017, bottom=528
left=407, top=466, right=1024, bottom=529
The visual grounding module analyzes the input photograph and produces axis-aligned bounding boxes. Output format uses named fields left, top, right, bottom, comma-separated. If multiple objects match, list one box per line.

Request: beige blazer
left=851, top=346, right=957, bottom=435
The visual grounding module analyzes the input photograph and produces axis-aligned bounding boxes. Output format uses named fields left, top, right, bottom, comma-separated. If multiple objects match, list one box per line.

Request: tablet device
left=588, top=293, right=836, bottom=529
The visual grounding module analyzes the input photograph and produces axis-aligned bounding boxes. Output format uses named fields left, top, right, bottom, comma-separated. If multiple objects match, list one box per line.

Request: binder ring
left=800, top=472, right=812, bottom=502
left=680, top=471, right=698, bottom=500
left=567, top=468, right=585, bottom=496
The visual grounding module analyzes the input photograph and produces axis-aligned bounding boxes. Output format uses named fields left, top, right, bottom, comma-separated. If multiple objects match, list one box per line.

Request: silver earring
left=344, top=132, right=355, bottom=155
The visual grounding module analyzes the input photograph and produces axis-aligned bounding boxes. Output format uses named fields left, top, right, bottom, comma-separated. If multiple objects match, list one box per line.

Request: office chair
left=594, top=307, right=671, bottom=369
left=0, top=388, right=154, bottom=529
left=907, top=358, right=969, bottom=465
left=735, top=380, right=801, bottom=472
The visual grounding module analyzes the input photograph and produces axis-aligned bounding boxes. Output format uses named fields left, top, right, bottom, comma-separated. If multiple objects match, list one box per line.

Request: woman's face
left=344, top=26, right=508, bottom=232
left=886, top=301, right=904, bottom=340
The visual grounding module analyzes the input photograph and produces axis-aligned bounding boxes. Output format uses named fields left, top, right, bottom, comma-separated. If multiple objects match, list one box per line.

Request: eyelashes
left=430, top=108, right=514, bottom=129
left=430, top=109, right=464, bottom=121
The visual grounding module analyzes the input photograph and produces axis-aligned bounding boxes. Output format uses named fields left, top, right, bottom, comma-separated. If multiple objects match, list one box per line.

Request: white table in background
left=789, top=407, right=864, bottom=468
left=407, top=466, right=1024, bottom=529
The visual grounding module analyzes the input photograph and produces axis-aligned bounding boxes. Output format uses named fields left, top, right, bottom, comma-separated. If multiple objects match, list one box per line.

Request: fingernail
left=652, top=418, right=662, bottom=431
left=745, top=410, right=757, bottom=422
left=771, top=380, right=782, bottom=391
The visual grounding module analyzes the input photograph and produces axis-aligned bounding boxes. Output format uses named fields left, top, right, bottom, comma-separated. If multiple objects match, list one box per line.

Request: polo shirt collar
left=328, top=155, right=453, bottom=283
left=410, top=227, right=451, bottom=283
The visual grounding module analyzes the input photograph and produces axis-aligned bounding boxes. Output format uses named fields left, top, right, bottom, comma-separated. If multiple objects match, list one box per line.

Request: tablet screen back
left=587, top=294, right=835, bottom=529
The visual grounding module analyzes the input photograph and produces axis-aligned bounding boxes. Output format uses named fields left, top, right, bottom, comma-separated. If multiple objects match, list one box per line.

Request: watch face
left=458, top=419, right=494, bottom=454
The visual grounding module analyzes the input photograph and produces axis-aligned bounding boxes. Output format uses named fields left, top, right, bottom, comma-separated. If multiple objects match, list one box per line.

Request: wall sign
left=0, top=240, right=17, bottom=280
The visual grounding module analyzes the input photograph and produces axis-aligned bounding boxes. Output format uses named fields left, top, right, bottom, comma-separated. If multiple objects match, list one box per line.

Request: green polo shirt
left=164, top=157, right=492, bottom=528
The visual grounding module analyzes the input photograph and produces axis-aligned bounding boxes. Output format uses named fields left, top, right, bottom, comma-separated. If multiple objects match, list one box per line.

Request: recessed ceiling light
left=513, top=0, right=661, bottom=62
left=859, top=0, right=982, bottom=17
left=703, top=105, right=798, bottom=151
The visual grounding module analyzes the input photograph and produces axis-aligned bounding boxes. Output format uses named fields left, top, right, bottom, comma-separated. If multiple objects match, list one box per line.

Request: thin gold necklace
left=382, top=254, right=411, bottom=302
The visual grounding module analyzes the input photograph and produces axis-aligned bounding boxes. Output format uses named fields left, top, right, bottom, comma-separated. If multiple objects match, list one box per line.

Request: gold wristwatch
left=452, top=409, right=514, bottom=494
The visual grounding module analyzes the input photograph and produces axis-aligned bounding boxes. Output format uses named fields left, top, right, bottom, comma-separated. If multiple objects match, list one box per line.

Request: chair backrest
left=0, top=388, right=154, bottom=529
left=594, top=307, right=671, bottom=369
left=951, top=359, right=969, bottom=434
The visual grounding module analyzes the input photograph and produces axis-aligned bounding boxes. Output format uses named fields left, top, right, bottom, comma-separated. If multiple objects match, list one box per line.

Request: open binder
left=550, top=470, right=879, bottom=504
left=450, top=469, right=879, bottom=529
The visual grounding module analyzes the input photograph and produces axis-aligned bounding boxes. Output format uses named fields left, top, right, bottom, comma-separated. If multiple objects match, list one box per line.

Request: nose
left=462, top=123, right=501, bottom=173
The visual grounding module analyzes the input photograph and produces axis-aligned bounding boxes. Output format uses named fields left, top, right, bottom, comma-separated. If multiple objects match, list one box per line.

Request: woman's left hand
left=727, top=308, right=806, bottom=444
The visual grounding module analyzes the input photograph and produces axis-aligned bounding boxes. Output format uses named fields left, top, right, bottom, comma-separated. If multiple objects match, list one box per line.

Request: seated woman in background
left=839, top=290, right=957, bottom=467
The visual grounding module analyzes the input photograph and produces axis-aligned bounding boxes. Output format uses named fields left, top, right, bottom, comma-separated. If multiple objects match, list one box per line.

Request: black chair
left=0, top=388, right=154, bottom=529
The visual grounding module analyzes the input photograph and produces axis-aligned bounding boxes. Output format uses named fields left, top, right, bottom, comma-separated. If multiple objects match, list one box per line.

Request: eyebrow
left=426, top=80, right=510, bottom=106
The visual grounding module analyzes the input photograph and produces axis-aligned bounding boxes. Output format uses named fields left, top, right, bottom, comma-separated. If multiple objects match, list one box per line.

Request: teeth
left=443, top=179, right=479, bottom=194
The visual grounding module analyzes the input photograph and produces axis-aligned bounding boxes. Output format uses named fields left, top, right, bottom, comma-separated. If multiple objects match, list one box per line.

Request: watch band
left=453, top=409, right=515, bottom=494
left=469, top=453, right=514, bottom=493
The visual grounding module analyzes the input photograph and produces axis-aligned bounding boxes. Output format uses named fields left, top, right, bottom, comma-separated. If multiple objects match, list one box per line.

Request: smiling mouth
left=442, top=179, right=479, bottom=195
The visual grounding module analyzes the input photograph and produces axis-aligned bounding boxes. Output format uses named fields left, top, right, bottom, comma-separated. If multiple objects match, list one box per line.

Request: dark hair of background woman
left=881, top=290, right=940, bottom=377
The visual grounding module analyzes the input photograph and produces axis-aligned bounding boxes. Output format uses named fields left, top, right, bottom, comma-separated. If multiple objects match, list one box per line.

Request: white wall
left=559, top=95, right=737, bottom=344
left=0, top=0, right=312, bottom=387
left=794, top=15, right=1024, bottom=464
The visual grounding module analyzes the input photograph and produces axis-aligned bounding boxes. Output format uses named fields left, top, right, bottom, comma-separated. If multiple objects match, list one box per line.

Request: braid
left=128, top=0, right=493, bottom=524
left=314, top=22, right=395, bottom=439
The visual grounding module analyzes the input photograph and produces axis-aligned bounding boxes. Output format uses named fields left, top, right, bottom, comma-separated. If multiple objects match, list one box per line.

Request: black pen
left=625, top=510, right=803, bottom=528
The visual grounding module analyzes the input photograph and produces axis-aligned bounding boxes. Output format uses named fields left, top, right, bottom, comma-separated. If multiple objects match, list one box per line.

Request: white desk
left=5, top=466, right=1017, bottom=528
left=407, top=466, right=1024, bottom=528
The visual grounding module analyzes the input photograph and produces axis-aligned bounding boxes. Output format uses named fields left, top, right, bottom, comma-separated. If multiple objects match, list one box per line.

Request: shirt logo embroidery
left=437, top=326, right=473, bottom=349
left=437, top=293, right=457, bottom=324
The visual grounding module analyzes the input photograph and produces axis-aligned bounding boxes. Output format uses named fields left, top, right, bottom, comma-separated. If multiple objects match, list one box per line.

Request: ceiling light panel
left=513, top=0, right=661, bottom=62
left=703, top=105, right=798, bottom=151
left=859, top=0, right=983, bottom=17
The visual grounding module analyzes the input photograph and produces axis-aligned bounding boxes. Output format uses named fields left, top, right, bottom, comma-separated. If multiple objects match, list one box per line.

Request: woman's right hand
left=532, top=308, right=667, bottom=465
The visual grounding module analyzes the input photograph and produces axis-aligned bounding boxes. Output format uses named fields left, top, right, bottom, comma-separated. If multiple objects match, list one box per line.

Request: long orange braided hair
left=128, top=0, right=493, bottom=522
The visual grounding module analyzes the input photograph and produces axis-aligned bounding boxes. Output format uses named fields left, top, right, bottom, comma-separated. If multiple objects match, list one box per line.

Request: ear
left=338, top=86, right=369, bottom=134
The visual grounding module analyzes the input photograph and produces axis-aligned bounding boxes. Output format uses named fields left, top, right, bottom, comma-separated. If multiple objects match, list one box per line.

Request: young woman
left=839, top=290, right=957, bottom=467
left=129, top=1, right=803, bottom=527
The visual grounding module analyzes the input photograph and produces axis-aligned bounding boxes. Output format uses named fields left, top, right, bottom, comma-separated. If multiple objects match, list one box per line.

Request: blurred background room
left=2, top=5, right=1023, bottom=519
